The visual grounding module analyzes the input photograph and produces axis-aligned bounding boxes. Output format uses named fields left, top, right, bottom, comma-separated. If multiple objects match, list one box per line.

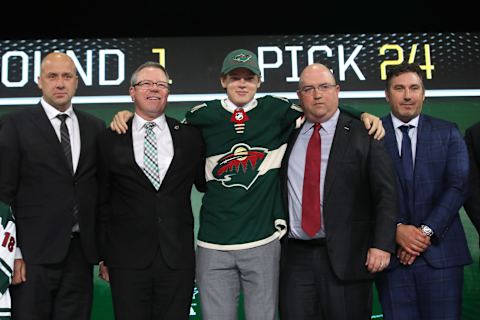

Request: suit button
left=158, top=217, right=162, bottom=223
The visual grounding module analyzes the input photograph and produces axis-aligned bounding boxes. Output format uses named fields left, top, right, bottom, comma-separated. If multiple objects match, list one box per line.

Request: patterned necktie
left=57, top=114, right=73, bottom=174
left=302, top=123, right=322, bottom=237
left=400, top=125, right=414, bottom=218
left=57, top=114, right=79, bottom=228
left=143, top=122, right=161, bottom=190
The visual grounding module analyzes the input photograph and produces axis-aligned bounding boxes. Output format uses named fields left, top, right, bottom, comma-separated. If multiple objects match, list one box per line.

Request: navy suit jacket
left=382, top=114, right=472, bottom=269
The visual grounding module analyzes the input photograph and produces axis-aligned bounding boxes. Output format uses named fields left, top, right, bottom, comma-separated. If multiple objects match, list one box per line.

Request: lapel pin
left=174, top=124, right=180, bottom=130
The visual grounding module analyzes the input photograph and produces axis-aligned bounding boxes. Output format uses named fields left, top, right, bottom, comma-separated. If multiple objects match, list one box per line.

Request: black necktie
left=57, top=114, right=78, bottom=229
left=400, top=125, right=414, bottom=219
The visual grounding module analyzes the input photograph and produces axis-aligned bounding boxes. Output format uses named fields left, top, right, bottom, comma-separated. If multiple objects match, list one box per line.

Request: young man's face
left=221, top=68, right=261, bottom=107
left=385, top=71, right=425, bottom=123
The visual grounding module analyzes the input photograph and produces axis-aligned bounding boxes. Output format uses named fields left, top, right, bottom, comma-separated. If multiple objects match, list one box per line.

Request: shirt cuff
left=15, top=247, right=22, bottom=259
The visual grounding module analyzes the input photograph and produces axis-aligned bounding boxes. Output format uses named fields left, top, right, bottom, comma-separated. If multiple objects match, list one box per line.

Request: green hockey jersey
left=186, top=95, right=303, bottom=249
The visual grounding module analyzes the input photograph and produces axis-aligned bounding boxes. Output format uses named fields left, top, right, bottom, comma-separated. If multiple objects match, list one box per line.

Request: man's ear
left=129, top=87, right=135, bottom=101
left=220, top=76, right=227, bottom=89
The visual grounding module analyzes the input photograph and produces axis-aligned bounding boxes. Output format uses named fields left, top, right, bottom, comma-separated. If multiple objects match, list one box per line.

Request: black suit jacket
left=464, top=122, right=480, bottom=234
left=280, top=112, right=398, bottom=281
left=0, top=104, right=105, bottom=264
left=97, top=116, right=205, bottom=270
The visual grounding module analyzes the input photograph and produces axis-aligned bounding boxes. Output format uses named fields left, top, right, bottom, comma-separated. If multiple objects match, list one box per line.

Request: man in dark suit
left=0, top=52, right=105, bottom=320
left=279, top=63, right=398, bottom=320
left=464, top=122, right=480, bottom=234
left=376, top=62, right=471, bottom=320
left=96, top=62, right=205, bottom=320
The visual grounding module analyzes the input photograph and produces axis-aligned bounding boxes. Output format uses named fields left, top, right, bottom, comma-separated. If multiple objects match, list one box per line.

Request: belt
left=289, top=237, right=326, bottom=246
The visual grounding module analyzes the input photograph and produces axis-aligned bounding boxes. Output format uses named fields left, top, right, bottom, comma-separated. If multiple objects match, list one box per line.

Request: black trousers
left=280, top=239, right=373, bottom=320
left=109, top=248, right=194, bottom=320
left=11, top=235, right=93, bottom=320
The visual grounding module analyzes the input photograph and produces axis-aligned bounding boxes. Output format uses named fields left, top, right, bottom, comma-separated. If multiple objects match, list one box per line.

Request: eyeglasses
left=133, top=80, right=170, bottom=90
left=299, top=84, right=337, bottom=95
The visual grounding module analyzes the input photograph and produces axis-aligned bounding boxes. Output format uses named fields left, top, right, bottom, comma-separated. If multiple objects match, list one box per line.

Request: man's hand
left=397, top=247, right=417, bottom=265
left=98, top=261, right=110, bottom=282
left=360, top=113, right=385, bottom=140
left=365, top=248, right=391, bottom=273
left=110, top=110, right=134, bottom=134
left=12, top=258, right=26, bottom=285
left=396, top=224, right=431, bottom=256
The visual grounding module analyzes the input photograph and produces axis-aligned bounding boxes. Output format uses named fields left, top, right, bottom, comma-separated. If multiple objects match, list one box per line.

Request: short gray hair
left=130, top=61, right=170, bottom=86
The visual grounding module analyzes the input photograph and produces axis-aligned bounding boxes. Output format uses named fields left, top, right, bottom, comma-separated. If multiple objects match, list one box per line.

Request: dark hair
left=385, top=62, right=423, bottom=90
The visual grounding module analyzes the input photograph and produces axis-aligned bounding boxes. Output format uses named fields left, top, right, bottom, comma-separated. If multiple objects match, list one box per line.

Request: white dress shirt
left=132, top=113, right=174, bottom=185
left=391, top=113, right=419, bottom=166
left=41, top=98, right=81, bottom=173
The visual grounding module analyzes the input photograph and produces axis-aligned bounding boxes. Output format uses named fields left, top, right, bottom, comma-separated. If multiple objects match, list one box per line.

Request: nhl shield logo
left=213, top=143, right=268, bottom=190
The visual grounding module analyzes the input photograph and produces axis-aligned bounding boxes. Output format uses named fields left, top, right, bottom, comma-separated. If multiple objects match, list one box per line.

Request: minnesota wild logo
left=233, top=53, right=252, bottom=63
left=213, top=143, right=268, bottom=189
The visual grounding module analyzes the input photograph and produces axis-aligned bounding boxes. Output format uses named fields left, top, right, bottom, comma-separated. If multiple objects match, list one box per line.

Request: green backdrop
left=1, top=96, right=479, bottom=319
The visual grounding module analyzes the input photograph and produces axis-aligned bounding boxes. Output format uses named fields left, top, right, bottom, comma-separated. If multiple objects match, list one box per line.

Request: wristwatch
left=420, top=224, right=434, bottom=237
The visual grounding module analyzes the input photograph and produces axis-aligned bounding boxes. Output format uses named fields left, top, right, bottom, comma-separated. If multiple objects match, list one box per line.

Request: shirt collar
left=40, top=97, right=74, bottom=120
left=301, top=109, right=340, bottom=135
left=391, top=113, right=419, bottom=129
left=132, top=113, right=168, bottom=132
left=222, top=98, right=258, bottom=113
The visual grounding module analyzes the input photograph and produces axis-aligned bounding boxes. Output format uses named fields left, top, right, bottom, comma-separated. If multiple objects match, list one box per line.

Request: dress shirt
left=132, top=113, right=173, bottom=185
left=391, top=113, right=419, bottom=166
left=41, top=98, right=80, bottom=173
left=287, top=109, right=340, bottom=239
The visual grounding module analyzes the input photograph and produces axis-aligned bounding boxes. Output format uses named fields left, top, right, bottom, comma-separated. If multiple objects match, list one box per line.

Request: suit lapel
left=159, top=117, right=182, bottom=190
left=323, top=113, right=352, bottom=202
left=284, top=126, right=302, bottom=167
left=124, top=119, right=151, bottom=183
left=29, top=104, right=72, bottom=173
left=383, top=116, right=402, bottom=175
left=75, top=109, right=91, bottom=177
left=414, top=114, right=428, bottom=185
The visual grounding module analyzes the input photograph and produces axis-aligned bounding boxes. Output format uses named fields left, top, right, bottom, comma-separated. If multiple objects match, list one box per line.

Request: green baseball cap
left=221, top=49, right=261, bottom=76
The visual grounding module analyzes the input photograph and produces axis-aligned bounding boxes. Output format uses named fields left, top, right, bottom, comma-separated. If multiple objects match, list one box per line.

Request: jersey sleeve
left=184, top=102, right=209, bottom=126
left=339, top=104, right=363, bottom=119
left=265, top=95, right=303, bottom=128
left=0, top=203, right=15, bottom=296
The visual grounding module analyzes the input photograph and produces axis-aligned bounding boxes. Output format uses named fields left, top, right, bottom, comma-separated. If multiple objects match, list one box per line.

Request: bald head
left=297, top=63, right=340, bottom=123
left=41, top=52, right=77, bottom=74
left=38, top=52, right=79, bottom=112
left=299, top=63, right=335, bottom=89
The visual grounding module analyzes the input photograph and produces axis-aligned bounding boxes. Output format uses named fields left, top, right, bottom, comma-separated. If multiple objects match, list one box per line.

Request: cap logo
left=233, top=53, right=252, bottom=63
